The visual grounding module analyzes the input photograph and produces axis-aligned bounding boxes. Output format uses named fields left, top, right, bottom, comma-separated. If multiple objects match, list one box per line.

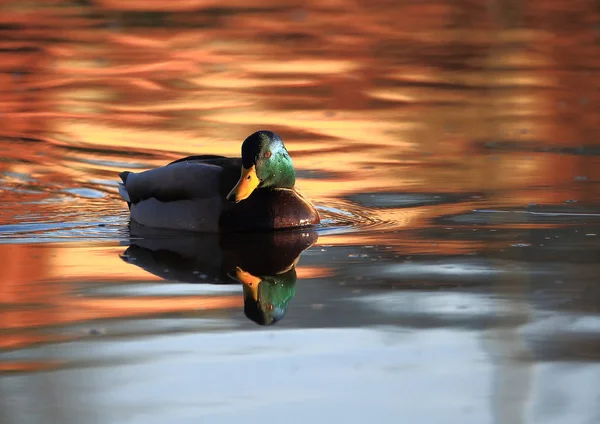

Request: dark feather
left=122, top=156, right=243, bottom=204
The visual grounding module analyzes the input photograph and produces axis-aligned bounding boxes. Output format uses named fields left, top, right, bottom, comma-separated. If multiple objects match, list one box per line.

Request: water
left=1, top=1, right=600, bottom=423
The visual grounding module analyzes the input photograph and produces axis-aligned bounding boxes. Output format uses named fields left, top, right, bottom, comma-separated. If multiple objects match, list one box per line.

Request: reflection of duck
left=117, top=130, right=320, bottom=232
left=234, top=266, right=297, bottom=326
left=121, top=223, right=317, bottom=325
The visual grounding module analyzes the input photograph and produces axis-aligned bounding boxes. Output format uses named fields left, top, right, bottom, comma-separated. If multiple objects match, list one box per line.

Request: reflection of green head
left=243, top=268, right=297, bottom=326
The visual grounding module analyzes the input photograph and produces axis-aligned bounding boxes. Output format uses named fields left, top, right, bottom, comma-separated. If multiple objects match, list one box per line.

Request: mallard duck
left=118, top=130, right=320, bottom=232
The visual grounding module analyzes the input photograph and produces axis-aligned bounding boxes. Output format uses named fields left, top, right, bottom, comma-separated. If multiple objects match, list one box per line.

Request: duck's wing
left=168, top=154, right=229, bottom=165
left=119, top=157, right=242, bottom=204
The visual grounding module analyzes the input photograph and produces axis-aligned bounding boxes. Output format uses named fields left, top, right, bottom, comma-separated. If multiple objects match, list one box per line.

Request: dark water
left=1, top=1, right=600, bottom=423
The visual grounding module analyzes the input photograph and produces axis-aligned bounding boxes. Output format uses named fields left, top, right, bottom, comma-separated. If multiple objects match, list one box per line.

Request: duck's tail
left=118, top=171, right=131, bottom=208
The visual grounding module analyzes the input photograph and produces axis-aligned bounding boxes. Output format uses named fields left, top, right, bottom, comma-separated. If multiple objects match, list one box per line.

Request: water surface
left=1, top=1, right=599, bottom=423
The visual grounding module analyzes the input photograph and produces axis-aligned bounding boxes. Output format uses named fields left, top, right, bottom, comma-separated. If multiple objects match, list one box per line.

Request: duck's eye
left=264, top=151, right=272, bottom=159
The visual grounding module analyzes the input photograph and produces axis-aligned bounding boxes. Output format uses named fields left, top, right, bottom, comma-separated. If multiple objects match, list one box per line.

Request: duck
left=118, top=130, right=320, bottom=232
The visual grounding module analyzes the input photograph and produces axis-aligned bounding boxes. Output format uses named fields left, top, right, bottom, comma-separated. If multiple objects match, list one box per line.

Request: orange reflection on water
left=0, top=360, right=63, bottom=373
left=296, top=266, right=334, bottom=279
left=0, top=243, right=242, bottom=352
left=1, top=0, right=599, bottom=216
left=0, top=333, right=69, bottom=351
left=46, top=245, right=161, bottom=282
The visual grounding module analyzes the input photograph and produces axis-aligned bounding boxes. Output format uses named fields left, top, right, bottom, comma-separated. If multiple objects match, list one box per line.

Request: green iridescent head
left=227, top=130, right=296, bottom=203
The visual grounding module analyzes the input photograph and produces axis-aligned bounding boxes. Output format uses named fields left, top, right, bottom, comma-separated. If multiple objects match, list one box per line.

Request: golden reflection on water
left=0, top=11, right=596, bottom=187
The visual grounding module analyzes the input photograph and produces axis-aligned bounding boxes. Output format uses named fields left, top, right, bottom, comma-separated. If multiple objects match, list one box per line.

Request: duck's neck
left=276, top=164, right=296, bottom=189
left=264, top=152, right=296, bottom=189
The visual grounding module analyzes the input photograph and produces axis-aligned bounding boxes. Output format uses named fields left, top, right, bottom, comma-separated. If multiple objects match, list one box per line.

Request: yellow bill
left=234, top=266, right=261, bottom=301
left=226, top=165, right=260, bottom=202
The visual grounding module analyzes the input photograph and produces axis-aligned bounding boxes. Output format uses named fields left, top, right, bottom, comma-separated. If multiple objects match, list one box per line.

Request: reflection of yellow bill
left=227, top=165, right=260, bottom=203
left=235, top=266, right=261, bottom=301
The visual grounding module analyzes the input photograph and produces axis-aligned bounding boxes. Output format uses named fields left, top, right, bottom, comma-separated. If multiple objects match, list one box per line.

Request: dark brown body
left=220, top=188, right=320, bottom=232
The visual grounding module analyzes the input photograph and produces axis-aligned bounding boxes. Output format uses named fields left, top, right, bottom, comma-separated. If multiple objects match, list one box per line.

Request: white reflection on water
left=357, top=292, right=512, bottom=318
left=1, top=328, right=598, bottom=424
